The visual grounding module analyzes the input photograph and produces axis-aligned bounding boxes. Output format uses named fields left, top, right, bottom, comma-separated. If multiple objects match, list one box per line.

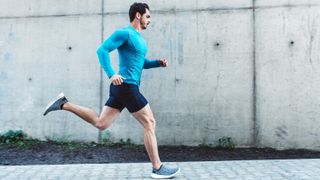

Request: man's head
left=129, top=2, right=151, bottom=30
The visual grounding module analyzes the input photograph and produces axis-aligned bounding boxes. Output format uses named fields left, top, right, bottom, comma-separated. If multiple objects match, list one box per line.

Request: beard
left=140, top=20, right=148, bottom=29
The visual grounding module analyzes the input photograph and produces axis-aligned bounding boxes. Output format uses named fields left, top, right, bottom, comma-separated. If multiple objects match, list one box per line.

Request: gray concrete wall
left=0, top=0, right=320, bottom=150
left=255, top=2, right=320, bottom=150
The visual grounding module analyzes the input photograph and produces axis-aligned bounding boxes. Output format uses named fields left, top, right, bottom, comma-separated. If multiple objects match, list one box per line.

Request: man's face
left=140, top=9, right=151, bottom=30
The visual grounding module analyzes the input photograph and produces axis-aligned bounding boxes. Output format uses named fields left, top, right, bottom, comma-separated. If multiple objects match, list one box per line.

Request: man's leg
left=132, top=104, right=162, bottom=169
left=62, top=102, right=120, bottom=131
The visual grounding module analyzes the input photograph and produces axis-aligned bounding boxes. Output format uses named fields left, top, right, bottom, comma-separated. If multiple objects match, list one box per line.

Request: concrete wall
left=255, top=2, right=320, bottom=150
left=0, top=0, right=320, bottom=150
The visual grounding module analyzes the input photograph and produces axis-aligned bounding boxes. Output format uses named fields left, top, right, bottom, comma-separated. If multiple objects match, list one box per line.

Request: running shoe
left=151, top=164, right=180, bottom=179
left=43, top=92, right=68, bottom=116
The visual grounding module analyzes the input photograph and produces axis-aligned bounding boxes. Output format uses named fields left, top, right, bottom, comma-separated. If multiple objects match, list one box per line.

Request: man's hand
left=110, top=74, right=125, bottom=85
left=158, top=58, right=169, bottom=67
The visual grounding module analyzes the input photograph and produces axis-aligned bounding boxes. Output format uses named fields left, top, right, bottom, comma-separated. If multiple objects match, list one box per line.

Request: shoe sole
left=43, top=92, right=65, bottom=116
left=150, top=168, right=180, bottom=179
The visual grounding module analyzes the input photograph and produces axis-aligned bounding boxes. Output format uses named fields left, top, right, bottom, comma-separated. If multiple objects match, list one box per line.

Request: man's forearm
left=97, top=46, right=115, bottom=78
left=143, top=59, right=161, bottom=69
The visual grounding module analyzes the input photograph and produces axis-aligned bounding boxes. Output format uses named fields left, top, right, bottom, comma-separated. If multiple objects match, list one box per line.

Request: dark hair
left=129, top=2, right=150, bottom=22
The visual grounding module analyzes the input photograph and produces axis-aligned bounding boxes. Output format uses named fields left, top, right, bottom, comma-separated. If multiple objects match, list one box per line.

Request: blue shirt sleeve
left=143, top=58, right=160, bottom=69
left=96, top=29, right=129, bottom=78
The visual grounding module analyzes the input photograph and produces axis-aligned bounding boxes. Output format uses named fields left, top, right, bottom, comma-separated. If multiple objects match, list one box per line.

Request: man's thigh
left=99, top=106, right=121, bottom=123
left=131, top=104, right=155, bottom=126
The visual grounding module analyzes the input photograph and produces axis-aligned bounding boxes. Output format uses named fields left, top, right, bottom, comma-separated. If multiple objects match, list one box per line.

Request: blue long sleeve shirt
left=97, top=25, right=160, bottom=86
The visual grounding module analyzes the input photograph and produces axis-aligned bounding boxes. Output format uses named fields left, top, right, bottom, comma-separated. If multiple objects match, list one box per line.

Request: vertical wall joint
left=252, top=0, right=258, bottom=147
left=98, top=0, right=105, bottom=143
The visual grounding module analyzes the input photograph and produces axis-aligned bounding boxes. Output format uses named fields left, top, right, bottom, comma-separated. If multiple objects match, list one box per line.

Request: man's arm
left=143, top=58, right=168, bottom=69
left=143, top=58, right=160, bottom=69
left=96, top=29, right=129, bottom=78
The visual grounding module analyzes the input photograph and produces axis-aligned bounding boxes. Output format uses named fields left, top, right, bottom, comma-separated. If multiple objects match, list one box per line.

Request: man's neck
left=130, top=22, right=142, bottom=33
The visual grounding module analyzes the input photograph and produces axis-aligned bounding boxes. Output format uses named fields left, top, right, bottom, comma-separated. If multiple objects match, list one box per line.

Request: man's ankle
left=153, top=163, right=162, bottom=170
left=60, top=102, right=68, bottom=110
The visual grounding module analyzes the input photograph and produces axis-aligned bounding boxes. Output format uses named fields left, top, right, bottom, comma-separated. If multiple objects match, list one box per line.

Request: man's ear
left=135, top=12, right=141, bottom=20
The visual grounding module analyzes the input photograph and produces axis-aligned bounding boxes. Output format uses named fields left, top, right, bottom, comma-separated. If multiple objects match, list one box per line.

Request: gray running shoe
left=43, top=93, right=68, bottom=116
left=151, top=164, right=180, bottom=179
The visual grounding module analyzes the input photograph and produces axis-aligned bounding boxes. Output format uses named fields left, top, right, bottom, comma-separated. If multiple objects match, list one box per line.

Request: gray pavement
left=0, top=159, right=320, bottom=180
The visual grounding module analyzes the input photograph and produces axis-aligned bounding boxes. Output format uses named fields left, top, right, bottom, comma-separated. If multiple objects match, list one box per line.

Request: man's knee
left=95, top=120, right=110, bottom=131
left=98, top=126, right=107, bottom=131
left=144, top=117, right=156, bottom=131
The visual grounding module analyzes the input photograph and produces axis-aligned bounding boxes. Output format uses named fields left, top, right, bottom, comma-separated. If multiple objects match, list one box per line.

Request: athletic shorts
left=105, top=83, right=148, bottom=113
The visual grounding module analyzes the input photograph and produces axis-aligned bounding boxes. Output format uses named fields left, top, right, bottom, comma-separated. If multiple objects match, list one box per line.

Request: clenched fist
left=158, top=58, right=169, bottom=67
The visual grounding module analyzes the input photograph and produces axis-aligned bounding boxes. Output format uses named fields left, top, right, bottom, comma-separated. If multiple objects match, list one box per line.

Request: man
left=43, top=2, right=180, bottom=179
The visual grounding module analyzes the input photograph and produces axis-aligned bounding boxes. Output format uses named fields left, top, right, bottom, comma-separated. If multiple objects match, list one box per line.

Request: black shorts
left=105, top=83, right=148, bottom=113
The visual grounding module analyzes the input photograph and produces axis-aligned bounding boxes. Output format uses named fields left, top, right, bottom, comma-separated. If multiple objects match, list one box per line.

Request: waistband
left=110, top=82, right=138, bottom=89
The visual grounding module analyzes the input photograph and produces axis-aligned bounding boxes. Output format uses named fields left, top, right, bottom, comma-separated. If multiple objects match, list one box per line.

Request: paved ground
left=0, top=159, right=319, bottom=180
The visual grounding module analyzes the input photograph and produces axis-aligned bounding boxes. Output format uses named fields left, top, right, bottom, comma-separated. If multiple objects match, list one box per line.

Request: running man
left=43, top=2, right=180, bottom=179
